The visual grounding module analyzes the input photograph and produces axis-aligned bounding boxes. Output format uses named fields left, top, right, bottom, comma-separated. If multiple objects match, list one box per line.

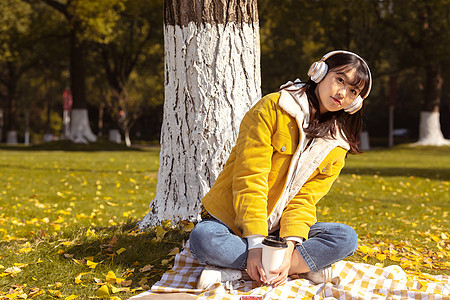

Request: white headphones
left=307, top=50, right=372, bottom=114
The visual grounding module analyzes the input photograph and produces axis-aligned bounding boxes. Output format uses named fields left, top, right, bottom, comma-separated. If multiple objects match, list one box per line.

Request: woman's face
left=315, top=69, right=363, bottom=114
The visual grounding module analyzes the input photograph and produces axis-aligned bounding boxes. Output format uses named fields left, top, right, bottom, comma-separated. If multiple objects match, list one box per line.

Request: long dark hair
left=303, top=53, right=371, bottom=154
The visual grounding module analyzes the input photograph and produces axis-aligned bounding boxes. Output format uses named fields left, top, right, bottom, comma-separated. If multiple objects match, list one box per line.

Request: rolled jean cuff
left=295, top=243, right=318, bottom=272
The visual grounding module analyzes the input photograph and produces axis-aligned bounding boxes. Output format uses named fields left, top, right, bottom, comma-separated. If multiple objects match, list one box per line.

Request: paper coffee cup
left=262, top=236, right=287, bottom=283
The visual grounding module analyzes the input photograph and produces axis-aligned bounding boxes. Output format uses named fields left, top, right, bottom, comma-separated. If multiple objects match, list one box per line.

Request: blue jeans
left=189, top=219, right=358, bottom=272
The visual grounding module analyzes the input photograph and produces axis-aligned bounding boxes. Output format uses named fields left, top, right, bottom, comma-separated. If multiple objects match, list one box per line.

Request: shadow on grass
left=0, top=163, right=154, bottom=174
left=341, top=167, right=450, bottom=181
left=0, top=140, right=149, bottom=152
left=63, top=220, right=190, bottom=289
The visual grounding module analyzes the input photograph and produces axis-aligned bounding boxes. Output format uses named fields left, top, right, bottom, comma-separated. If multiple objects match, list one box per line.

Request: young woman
left=189, top=50, right=372, bottom=289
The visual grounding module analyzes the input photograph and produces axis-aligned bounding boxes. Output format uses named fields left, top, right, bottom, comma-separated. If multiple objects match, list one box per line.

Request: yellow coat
left=202, top=91, right=348, bottom=241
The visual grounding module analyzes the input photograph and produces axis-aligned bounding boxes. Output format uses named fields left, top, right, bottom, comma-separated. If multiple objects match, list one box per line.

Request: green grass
left=0, top=143, right=449, bottom=299
left=319, top=145, right=449, bottom=273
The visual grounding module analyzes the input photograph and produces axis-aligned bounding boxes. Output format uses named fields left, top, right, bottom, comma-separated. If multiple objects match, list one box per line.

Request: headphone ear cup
left=344, top=95, right=363, bottom=114
left=307, top=62, right=318, bottom=80
left=308, top=61, right=328, bottom=83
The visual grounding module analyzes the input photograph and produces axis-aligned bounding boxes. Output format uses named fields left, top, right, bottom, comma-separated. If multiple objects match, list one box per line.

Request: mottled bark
left=140, top=0, right=260, bottom=228
left=164, top=0, right=258, bottom=26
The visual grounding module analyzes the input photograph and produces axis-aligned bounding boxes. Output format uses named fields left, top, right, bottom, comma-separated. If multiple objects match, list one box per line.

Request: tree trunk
left=140, top=0, right=261, bottom=228
left=124, top=128, right=131, bottom=147
left=68, top=27, right=96, bottom=143
left=5, top=63, right=18, bottom=145
left=413, top=62, right=450, bottom=146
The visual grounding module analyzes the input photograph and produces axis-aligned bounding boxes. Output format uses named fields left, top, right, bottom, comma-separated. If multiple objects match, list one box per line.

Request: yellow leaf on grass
left=376, top=254, right=387, bottom=261
left=4, top=266, right=22, bottom=276
left=120, top=279, right=132, bottom=287
left=87, top=260, right=98, bottom=269
left=430, top=235, right=440, bottom=243
left=29, top=288, right=45, bottom=297
left=139, top=265, right=153, bottom=273
left=72, top=258, right=83, bottom=265
left=110, top=285, right=127, bottom=294
left=86, top=227, right=96, bottom=237
left=74, top=272, right=89, bottom=284
left=116, top=248, right=126, bottom=255
left=155, top=226, right=167, bottom=242
left=106, top=271, right=117, bottom=284
left=97, top=285, right=110, bottom=297
left=182, top=222, right=195, bottom=232
left=65, top=295, right=79, bottom=300
left=75, top=274, right=83, bottom=284
left=48, top=290, right=63, bottom=297
left=390, top=255, right=401, bottom=262
left=168, top=247, right=179, bottom=256
left=19, top=247, right=33, bottom=254
left=358, top=245, right=374, bottom=255
left=14, top=263, right=28, bottom=268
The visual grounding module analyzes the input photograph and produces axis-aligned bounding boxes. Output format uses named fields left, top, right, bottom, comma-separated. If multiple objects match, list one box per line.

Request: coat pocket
left=272, top=130, right=295, bottom=155
left=270, top=130, right=295, bottom=176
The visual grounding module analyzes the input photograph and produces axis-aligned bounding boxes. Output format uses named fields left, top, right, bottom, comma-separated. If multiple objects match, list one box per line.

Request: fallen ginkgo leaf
left=97, top=285, right=110, bottom=297
left=167, top=247, right=179, bottom=256
left=116, top=247, right=126, bottom=255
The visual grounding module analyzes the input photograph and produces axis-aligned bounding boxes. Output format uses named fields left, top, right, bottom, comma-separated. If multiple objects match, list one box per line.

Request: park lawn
left=0, top=144, right=449, bottom=299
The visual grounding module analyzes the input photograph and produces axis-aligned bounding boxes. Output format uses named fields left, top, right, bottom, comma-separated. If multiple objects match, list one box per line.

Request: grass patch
left=319, top=146, right=449, bottom=274
left=0, top=144, right=449, bottom=298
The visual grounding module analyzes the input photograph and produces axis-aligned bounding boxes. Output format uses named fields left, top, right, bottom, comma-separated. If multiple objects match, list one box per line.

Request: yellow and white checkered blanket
left=130, top=242, right=450, bottom=300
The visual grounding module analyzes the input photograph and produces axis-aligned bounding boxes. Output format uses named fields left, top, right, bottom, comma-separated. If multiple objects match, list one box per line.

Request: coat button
left=281, top=146, right=286, bottom=152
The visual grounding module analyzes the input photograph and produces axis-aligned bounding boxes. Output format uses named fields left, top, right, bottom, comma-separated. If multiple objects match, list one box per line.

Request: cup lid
left=262, top=235, right=288, bottom=248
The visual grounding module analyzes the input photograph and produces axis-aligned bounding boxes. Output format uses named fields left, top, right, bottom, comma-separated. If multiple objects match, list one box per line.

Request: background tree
left=375, top=0, right=450, bottom=145
left=98, top=0, right=163, bottom=146
left=40, top=0, right=126, bottom=143
left=0, top=0, right=34, bottom=143
left=1, top=0, right=448, bottom=147
left=140, top=0, right=261, bottom=228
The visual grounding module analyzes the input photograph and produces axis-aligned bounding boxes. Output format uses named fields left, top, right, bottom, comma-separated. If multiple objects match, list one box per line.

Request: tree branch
left=39, top=0, right=72, bottom=20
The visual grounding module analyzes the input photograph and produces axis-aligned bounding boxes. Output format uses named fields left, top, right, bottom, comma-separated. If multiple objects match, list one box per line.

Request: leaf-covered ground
left=0, top=144, right=449, bottom=299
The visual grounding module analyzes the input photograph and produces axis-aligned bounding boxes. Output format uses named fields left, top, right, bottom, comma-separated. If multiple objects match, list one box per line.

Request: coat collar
left=278, top=82, right=350, bottom=151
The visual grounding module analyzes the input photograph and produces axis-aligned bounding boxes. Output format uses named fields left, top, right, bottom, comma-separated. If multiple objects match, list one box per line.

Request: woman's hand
left=267, top=241, right=296, bottom=287
left=246, top=248, right=266, bottom=284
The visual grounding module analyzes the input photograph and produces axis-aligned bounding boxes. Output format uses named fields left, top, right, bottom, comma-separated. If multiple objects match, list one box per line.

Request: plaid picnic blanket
left=129, top=241, right=450, bottom=300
